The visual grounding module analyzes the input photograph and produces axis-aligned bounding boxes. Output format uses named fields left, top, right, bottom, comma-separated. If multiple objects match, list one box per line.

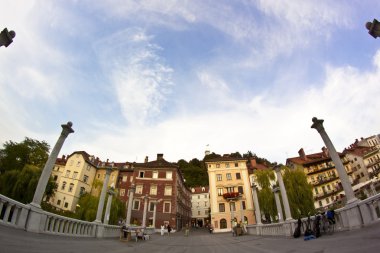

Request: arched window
left=220, top=219, right=227, bottom=229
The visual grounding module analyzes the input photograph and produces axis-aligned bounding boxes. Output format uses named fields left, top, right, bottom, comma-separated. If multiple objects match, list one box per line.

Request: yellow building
left=205, top=155, right=255, bottom=233
left=49, top=151, right=99, bottom=212
left=90, top=161, right=120, bottom=197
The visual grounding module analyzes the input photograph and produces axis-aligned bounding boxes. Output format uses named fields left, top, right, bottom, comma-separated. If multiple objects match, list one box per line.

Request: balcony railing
left=222, top=192, right=240, bottom=200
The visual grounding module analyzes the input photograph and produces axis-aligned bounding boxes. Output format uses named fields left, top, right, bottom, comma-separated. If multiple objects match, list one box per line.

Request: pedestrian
left=185, top=224, right=189, bottom=237
left=160, top=225, right=165, bottom=236
left=167, top=224, right=172, bottom=235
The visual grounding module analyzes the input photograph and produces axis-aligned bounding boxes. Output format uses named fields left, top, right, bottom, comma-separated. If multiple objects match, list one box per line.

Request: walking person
left=167, top=224, right=172, bottom=236
left=185, top=224, right=190, bottom=237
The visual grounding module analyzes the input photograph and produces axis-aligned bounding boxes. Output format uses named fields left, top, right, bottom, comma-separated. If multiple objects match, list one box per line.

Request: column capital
left=311, top=117, right=325, bottom=133
left=107, top=187, right=115, bottom=195
left=61, top=121, right=74, bottom=137
left=251, top=182, right=257, bottom=190
left=272, top=186, right=280, bottom=193
left=105, top=166, right=113, bottom=175
left=273, top=165, right=281, bottom=173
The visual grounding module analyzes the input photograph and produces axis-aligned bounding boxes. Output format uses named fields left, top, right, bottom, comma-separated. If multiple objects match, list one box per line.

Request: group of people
left=231, top=219, right=247, bottom=236
left=160, top=224, right=172, bottom=236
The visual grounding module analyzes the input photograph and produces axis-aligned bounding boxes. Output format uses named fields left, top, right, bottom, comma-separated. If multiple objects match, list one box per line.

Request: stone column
left=311, top=117, right=358, bottom=204
left=94, top=167, right=113, bottom=223
left=274, top=166, right=292, bottom=221
left=142, top=195, right=149, bottom=227
left=251, top=184, right=262, bottom=225
left=30, top=122, right=74, bottom=208
left=272, top=187, right=284, bottom=222
left=103, top=188, right=115, bottom=224
left=152, top=202, right=157, bottom=228
left=240, top=200, right=244, bottom=222
left=125, top=184, right=136, bottom=225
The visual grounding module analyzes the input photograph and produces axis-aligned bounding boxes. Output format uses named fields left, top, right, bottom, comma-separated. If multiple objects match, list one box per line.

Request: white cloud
left=94, top=28, right=174, bottom=125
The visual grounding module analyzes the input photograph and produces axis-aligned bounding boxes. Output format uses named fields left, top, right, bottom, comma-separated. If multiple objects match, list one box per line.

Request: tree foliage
left=254, top=170, right=277, bottom=222
left=0, top=137, right=50, bottom=173
left=282, top=166, right=315, bottom=218
left=178, top=158, right=208, bottom=187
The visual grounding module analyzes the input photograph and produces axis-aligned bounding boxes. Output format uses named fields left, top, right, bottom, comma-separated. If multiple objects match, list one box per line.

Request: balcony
left=311, top=174, right=338, bottom=186
left=222, top=192, right=240, bottom=200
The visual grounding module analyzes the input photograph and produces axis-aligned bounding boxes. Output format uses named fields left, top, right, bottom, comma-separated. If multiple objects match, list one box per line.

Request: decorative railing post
left=274, top=166, right=292, bottom=221
left=311, top=117, right=358, bottom=204
left=251, top=183, right=262, bottom=225
left=125, top=184, right=136, bottom=225
left=104, top=188, right=115, bottom=224
left=272, top=187, right=284, bottom=222
left=95, top=167, right=113, bottom=223
left=30, top=122, right=74, bottom=208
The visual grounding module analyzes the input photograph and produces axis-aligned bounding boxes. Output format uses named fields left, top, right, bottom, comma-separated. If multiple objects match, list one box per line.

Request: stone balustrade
left=44, top=212, right=96, bottom=237
left=0, top=194, right=29, bottom=229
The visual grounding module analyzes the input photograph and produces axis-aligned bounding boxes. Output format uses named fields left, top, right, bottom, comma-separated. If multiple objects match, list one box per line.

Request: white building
left=190, top=186, right=210, bottom=227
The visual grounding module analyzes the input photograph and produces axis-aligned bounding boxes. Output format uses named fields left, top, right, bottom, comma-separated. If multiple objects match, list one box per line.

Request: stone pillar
left=152, top=200, right=161, bottom=228
left=273, top=187, right=284, bottom=222
left=30, top=122, right=74, bottom=208
left=94, top=167, right=113, bottom=223
left=274, top=166, right=292, bottom=221
left=103, top=188, right=115, bottom=224
left=240, top=200, right=244, bottom=222
left=142, top=195, right=149, bottom=227
left=251, top=183, right=262, bottom=225
left=311, top=117, right=358, bottom=204
left=230, top=200, right=235, bottom=228
left=125, top=184, right=136, bottom=225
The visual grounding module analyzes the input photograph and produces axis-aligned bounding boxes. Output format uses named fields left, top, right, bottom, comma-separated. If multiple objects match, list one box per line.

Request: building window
left=83, top=175, right=89, bottom=183
left=97, top=174, right=100, bottom=179
left=226, top=187, right=235, bottom=193
left=229, top=202, right=236, bottom=211
left=220, top=219, right=227, bottom=229
left=164, top=186, right=172, bottom=196
left=133, top=200, right=140, bottom=210
left=80, top=187, right=86, bottom=196
left=166, top=171, right=172, bottom=179
left=139, top=171, right=145, bottom=178
left=238, top=186, right=243, bottom=194
left=217, top=188, right=223, bottom=196
left=219, top=203, right=225, bottom=212
left=53, top=175, right=58, bottom=181
left=122, top=176, right=127, bottom=182
left=236, top=173, right=241, bottom=179
left=61, top=181, right=66, bottom=190
left=76, top=161, right=81, bottom=167
left=65, top=170, right=70, bottom=177
left=120, top=189, right=125, bottom=196
left=216, top=174, right=222, bottom=181
left=152, top=171, right=158, bottom=179
left=57, top=199, right=61, bottom=205
left=163, top=202, right=171, bottom=213
left=64, top=202, right=68, bottom=208
left=198, top=211, right=201, bottom=215
left=314, top=188, right=318, bottom=194
left=86, top=164, right=91, bottom=171
left=242, top=201, right=246, bottom=210
left=149, top=202, right=155, bottom=212
left=216, top=163, right=220, bottom=168
left=136, top=185, right=143, bottom=194
left=73, top=172, right=78, bottom=179
left=234, top=163, right=238, bottom=167
left=68, top=183, right=74, bottom=192
left=150, top=185, right=157, bottom=195
left=319, top=201, right=323, bottom=207
left=226, top=173, right=232, bottom=180
left=226, top=163, right=230, bottom=168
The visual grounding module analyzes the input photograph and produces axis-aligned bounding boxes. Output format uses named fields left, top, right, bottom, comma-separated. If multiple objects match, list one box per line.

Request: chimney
left=145, top=156, right=149, bottom=163
left=298, top=148, right=306, bottom=160
left=157, top=154, right=164, bottom=160
left=62, top=155, right=66, bottom=160
left=250, top=158, right=257, bottom=168
left=322, top=146, right=329, bottom=157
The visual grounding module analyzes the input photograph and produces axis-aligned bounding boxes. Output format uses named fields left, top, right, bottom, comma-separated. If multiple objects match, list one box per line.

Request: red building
left=117, top=154, right=191, bottom=231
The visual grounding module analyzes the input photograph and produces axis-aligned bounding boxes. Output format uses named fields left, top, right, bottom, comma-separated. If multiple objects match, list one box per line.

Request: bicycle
left=321, top=213, right=335, bottom=235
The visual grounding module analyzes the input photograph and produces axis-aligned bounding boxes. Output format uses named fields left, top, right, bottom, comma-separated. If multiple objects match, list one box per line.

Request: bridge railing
left=0, top=194, right=29, bottom=229
left=247, top=193, right=380, bottom=237
left=44, top=212, right=96, bottom=237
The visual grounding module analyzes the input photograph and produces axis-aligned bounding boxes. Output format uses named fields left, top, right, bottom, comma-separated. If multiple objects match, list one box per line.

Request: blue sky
left=1, top=0, right=380, bottom=164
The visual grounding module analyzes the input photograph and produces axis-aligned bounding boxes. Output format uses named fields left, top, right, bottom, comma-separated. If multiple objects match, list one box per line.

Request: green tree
left=254, top=170, right=277, bottom=222
left=178, top=159, right=208, bottom=187
left=0, top=137, right=49, bottom=173
left=282, top=166, right=315, bottom=218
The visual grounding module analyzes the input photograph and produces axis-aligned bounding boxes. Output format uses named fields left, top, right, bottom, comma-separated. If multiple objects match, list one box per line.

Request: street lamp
left=366, top=19, right=380, bottom=38
left=0, top=28, right=16, bottom=47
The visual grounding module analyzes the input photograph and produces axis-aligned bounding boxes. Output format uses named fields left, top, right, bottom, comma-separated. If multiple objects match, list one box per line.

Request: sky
left=1, top=0, right=380, bottom=165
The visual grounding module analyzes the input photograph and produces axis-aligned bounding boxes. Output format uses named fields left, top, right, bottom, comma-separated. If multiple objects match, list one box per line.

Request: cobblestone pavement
left=1, top=223, right=380, bottom=253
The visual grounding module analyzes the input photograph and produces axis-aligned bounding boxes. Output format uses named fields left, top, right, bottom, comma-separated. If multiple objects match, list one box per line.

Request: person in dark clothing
left=167, top=224, right=172, bottom=235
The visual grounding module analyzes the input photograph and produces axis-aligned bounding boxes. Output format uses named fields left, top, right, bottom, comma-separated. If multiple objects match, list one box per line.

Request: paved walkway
left=1, top=223, right=380, bottom=253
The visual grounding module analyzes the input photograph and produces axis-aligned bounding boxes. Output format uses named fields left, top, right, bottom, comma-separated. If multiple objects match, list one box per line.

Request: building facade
left=190, top=186, right=210, bottom=227
left=287, top=147, right=354, bottom=210
left=49, top=151, right=99, bottom=212
left=206, top=156, right=255, bottom=233
left=117, top=154, right=192, bottom=231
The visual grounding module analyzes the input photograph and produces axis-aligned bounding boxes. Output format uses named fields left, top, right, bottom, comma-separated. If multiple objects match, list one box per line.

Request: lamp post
left=0, top=28, right=16, bottom=47
left=366, top=19, right=380, bottom=38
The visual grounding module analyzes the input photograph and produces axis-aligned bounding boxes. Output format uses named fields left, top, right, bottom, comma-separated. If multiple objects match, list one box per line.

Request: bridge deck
left=1, top=223, right=380, bottom=253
